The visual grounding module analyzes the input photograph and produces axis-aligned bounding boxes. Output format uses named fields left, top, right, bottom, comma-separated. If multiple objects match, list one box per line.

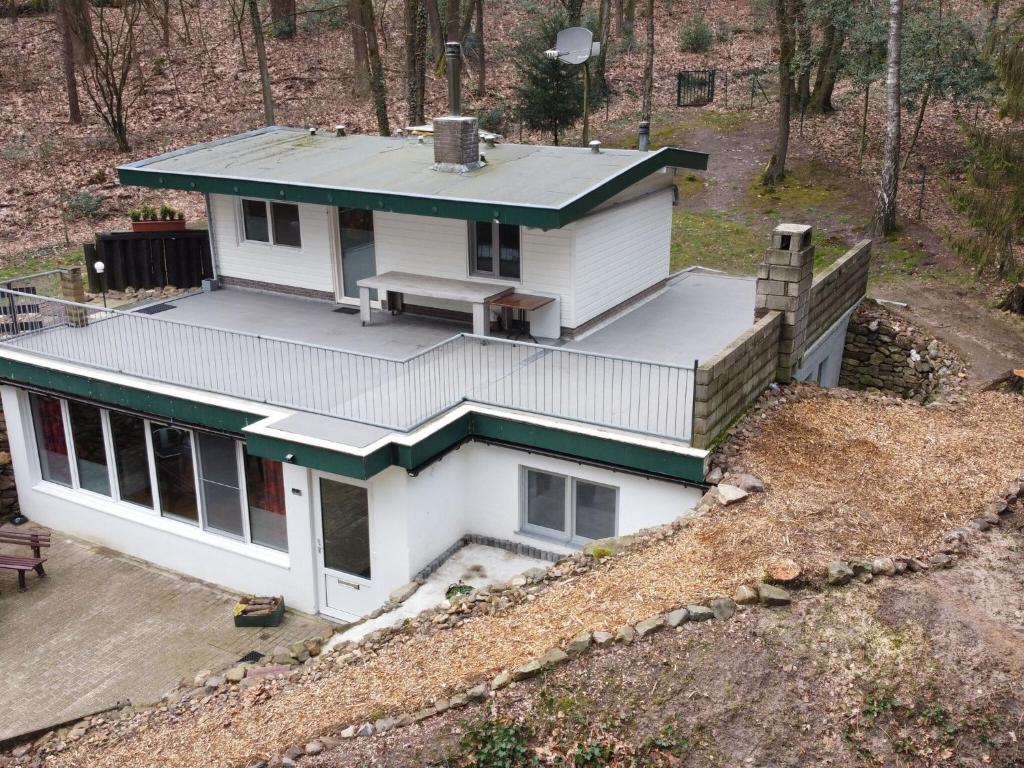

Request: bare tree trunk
left=640, top=0, right=653, bottom=120
left=446, top=0, right=459, bottom=41
left=423, top=0, right=444, bottom=58
left=362, top=0, right=391, bottom=135
left=901, top=81, right=930, bottom=172
left=562, top=0, right=583, bottom=26
left=596, top=0, right=610, bottom=92
left=763, top=0, right=795, bottom=185
left=858, top=81, right=870, bottom=167
left=622, top=0, right=635, bottom=40
left=57, top=2, right=83, bottom=124
left=248, top=0, right=275, bottom=125
left=795, top=0, right=811, bottom=110
left=269, top=0, right=296, bottom=37
left=872, top=0, right=902, bottom=236
left=474, top=0, right=484, bottom=96
left=405, top=0, right=427, bottom=124
left=350, top=0, right=370, bottom=95
left=809, top=23, right=843, bottom=113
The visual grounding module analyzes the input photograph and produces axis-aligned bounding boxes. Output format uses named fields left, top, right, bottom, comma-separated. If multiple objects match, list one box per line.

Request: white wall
left=572, top=188, right=673, bottom=327
left=1, top=386, right=320, bottom=613
left=796, top=308, right=854, bottom=387
left=209, top=193, right=335, bottom=293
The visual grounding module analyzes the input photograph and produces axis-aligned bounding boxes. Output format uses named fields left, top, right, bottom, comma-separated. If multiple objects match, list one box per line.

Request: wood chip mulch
left=48, top=392, right=1024, bottom=768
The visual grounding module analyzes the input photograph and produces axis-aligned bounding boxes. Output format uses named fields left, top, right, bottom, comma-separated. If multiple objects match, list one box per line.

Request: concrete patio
left=0, top=524, right=331, bottom=742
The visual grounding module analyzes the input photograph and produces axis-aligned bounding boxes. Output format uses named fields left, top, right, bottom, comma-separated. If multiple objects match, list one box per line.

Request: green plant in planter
left=159, top=203, right=175, bottom=220
left=176, top=211, right=185, bottom=221
left=129, top=209, right=142, bottom=222
left=139, top=204, right=158, bottom=221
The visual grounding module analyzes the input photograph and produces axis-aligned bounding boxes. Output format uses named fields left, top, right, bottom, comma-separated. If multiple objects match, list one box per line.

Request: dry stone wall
left=840, top=300, right=966, bottom=402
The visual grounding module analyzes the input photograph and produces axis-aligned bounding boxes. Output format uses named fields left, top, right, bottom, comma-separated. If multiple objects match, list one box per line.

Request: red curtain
left=37, top=397, right=67, bottom=455
left=261, top=459, right=285, bottom=516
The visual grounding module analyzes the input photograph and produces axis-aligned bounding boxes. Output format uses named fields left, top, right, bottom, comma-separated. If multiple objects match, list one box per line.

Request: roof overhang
left=116, top=127, right=709, bottom=230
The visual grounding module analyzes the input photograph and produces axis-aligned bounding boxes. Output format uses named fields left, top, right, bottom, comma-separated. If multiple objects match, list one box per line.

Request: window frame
left=27, top=393, right=287, bottom=553
left=519, top=466, right=619, bottom=546
left=468, top=221, right=522, bottom=281
left=239, top=198, right=303, bottom=250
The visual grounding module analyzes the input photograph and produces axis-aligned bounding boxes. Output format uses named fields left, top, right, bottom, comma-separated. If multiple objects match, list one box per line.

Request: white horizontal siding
left=522, top=226, right=574, bottom=327
left=572, top=189, right=673, bottom=327
left=209, top=193, right=335, bottom=293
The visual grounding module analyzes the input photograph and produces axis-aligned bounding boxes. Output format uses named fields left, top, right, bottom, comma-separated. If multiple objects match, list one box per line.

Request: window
left=109, top=411, right=153, bottom=509
left=521, top=467, right=618, bottom=544
left=241, top=199, right=302, bottom=248
left=29, top=394, right=289, bottom=552
left=29, top=393, right=71, bottom=487
left=245, top=449, right=288, bottom=551
left=197, top=432, right=244, bottom=537
left=151, top=424, right=199, bottom=524
left=320, top=478, right=370, bottom=579
left=470, top=221, right=520, bottom=279
left=67, top=401, right=110, bottom=496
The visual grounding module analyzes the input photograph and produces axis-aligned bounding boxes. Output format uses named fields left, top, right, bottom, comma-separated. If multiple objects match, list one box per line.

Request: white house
left=0, top=53, right=865, bottom=621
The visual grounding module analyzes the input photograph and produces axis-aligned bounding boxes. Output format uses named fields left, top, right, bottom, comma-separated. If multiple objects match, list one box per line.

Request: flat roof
left=117, top=126, right=708, bottom=229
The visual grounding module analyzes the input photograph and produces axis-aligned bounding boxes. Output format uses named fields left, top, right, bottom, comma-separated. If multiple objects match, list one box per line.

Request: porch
left=0, top=271, right=754, bottom=445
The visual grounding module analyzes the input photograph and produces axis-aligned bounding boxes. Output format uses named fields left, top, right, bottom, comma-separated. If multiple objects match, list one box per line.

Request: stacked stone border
left=9, top=462, right=1021, bottom=767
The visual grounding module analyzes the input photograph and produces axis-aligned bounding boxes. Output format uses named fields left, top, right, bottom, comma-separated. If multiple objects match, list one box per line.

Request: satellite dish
left=553, top=26, right=594, bottom=65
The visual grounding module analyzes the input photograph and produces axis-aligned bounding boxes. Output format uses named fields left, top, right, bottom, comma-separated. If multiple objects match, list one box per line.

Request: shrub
left=1, top=137, right=32, bottom=163
left=478, top=104, right=509, bottom=135
left=461, top=719, right=536, bottom=768
left=679, top=15, right=714, bottom=53
left=573, top=741, right=615, bottom=767
left=66, top=191, right=103, bottom=219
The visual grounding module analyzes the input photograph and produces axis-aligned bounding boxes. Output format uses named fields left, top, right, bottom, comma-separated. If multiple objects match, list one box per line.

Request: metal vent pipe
left=445, top=42, right=462, bottom=115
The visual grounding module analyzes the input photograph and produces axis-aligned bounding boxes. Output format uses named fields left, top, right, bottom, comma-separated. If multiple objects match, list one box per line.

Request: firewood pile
left=233, top=595, right=283, bottom=618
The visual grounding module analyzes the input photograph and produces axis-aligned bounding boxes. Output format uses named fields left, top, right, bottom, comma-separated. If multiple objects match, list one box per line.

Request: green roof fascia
left=244, top=433, right=393, bottom=481
left=116, top=145, right=708, bottom=230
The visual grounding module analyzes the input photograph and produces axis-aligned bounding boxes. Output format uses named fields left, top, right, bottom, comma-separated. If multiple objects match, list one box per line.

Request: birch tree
left=872, top=0, right=902, bottom=236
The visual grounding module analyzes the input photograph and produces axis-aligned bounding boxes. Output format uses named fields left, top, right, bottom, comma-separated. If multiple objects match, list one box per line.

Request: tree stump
left=764, top=558, right=802, bottom=583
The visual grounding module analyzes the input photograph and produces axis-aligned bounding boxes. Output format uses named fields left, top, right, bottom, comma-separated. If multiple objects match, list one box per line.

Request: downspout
left=204, top=192, right=220, bottom=280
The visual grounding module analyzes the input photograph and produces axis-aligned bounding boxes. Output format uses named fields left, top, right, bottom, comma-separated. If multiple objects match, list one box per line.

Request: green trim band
left=1, top=360, right=706, bottom=483
left=116, top=146, right=708, bottom=230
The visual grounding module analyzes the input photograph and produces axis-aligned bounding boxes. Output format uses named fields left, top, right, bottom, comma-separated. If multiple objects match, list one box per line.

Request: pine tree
left=514, top=11, right=584, bottom=145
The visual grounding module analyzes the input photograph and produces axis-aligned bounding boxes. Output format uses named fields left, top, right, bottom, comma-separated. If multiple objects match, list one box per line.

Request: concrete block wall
left=755, top=224, right=814, bottom=382
left=807, top=240, right=872, bottom=343
left=691, top=310, right=782, bottom=449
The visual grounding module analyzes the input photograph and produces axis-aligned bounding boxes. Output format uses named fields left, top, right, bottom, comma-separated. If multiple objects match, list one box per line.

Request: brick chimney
left=755, top=223, right=814, bottom=382
left=433, top=42, right=481, bottom=172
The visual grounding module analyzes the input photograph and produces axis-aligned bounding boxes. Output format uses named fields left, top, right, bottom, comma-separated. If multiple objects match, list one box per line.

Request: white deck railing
left=0, top=289, right=694, bottom=442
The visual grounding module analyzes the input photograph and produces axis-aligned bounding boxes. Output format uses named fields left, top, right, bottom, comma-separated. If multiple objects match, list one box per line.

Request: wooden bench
left=357, top=271, right=513, bottom=336
left=0, top=528, right=49, bottom=591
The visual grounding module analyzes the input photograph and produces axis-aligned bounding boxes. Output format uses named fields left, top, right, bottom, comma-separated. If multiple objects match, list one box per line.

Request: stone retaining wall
left=691, top=311, right=782, bottom=449
left=839, top=300, right=966, bottom=401
left=806, top=240, right=871, bottom=343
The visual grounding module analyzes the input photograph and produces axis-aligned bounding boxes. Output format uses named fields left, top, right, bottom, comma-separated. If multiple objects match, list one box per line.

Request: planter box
left=132, top=219, right=187, bottom=233
left=233, top=597, right=285, bottom=628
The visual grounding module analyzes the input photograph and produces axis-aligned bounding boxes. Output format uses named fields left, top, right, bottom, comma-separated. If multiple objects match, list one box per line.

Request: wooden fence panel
left=85, top=230, right=212, bottom=293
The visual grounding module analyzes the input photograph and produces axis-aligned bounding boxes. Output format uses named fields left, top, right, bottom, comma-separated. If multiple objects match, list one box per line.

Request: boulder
left=539, top=648, right=569, bottom=668
left=729, top=473, right=765, bottom=493
left=271, top=647, right=297, bottom=666
left=733, top=584, right=759, bottom=605
left=870, top=557, right=896, bottom=577
left=614, top=625, right=637, bottom=644
left=665, top=608, right=689, bottom=627
left=355, top=722, right=375, bottom=738
left=592, top=631, right=615, bottom=646
left=635, top=615, right=665, bottom=638
left=512, top=660, right=544, bottom=681
left=709, top=598, right=737, bottom=620
left=490, top=671, right=511, bottom=691
left=826, top=561, right=854, bottom=586
left=565, top=631, right=592, bottom=657
left=757, top=583, right=791, bottom=606
left=686, top=604, right=714, bottom=622
left=716, top=484, right=749, bottom=505
left=224, top=666, right=247, bottom=684
left=705, top=466, right=724, bottom=484
left=466, top=683, right=489, bottom=701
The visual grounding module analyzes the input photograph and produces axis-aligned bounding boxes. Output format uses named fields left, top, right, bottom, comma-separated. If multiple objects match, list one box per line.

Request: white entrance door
left=313, top=472, right=377, bottom=620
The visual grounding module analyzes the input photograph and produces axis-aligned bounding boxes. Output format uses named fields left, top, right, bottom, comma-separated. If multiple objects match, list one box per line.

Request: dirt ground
left=308, top=520, right=1024, bottom=767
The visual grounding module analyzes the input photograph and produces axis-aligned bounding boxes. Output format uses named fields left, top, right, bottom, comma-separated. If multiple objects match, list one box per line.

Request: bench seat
left=0, top=553, right=46, bottom=592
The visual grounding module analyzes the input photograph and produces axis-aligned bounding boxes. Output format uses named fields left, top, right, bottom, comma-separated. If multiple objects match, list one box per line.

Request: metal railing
left=0, top=288, right=694, bottom=442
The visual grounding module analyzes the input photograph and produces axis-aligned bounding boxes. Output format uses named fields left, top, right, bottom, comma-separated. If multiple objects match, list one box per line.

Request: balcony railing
left=0, top=288, right=694, bottom=442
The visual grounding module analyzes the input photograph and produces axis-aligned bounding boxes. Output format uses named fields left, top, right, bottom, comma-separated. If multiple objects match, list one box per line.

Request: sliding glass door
left=338, top=208, right=377, bottom=301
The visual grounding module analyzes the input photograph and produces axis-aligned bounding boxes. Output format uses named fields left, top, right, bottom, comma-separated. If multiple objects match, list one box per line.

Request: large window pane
left=151, top=424, right=198, bottom=524
left=30, top=393, right=71, bottom=486
left=197, top=433, right=243, bottom=537
left=498, top=224, right=521, bottom=279
left=242, top=199, right=269, bottom=242
left=110, top=411, right=153, bottom=508
left=574, top=480, right=617, bottom=540
left=67, top=401, right=110, bottom=496
left=472, top=221, right=493, bottom=274
left=245, top=450, right=288, bottom=552
left=320, top=478, right=370, bottom=579
left=339, top=208, right=376, bottom=300
left=271, top=202, right=302, bottom=247
left=524, top=469, right=566, bottom=533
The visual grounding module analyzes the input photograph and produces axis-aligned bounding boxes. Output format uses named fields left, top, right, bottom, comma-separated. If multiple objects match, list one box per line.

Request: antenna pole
left=582, top=60, right=591, bottom=146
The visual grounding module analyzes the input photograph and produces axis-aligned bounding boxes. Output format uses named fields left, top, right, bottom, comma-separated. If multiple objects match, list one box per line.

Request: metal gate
left=676, top=69, right=716, bottom=107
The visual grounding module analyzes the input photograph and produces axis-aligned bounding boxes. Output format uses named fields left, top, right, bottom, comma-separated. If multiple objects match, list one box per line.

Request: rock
left=283, top=745, right=304, bottom=760
left=686, top=604, right=714, bottom=622
left=303, top=638, right=322, bottom=657
left=729, top=473, right=765, bottom=493
left=907, top=558, right=929, bottom=572
left=247, top=665, right=292, bottom=679
left=374, top=718, right=397, bottom=734
left=969, top=518, right=990, bottom=532
left=355, top=722, right=375, bottom=737
left=466, top=683, right=489, bottom=701
left=928, top=553, right=955, bottom=568
left=12, top=745, right=31, bottom=759
left=565, top=631, right=592, bottom=657
left=193, top=670, right=212, bottom=688
left=614, top=625, right=637, bottom=644
left=388, top=582, right=419, bottom=604
left=339, top=725, right=357, bottom=739
left=826, top=561, right=854, bottom=586
left=522, top=566, right=548, bottom=582
left=592, top=631, right=615, bottom=646
left=635, top=615, right=665, bottom=637
left=870, top=557, right=896, bottom=576
left=666, top=608, right=688, bottom=627
left=849, top=559, right=873, bottom=576
left=448, top=692, right=468, bottom=708
left=271, top=647, right=297, bottom=666
left=709, top=598, right=737, bottom=620
left=764, top=558, right=801, bottom=583
left=512, top=660, right=543, bottom=681
left=705, top=466, right=724, bottom=484
left=757, top=583, right=791, bottom=606
left=304, top=741, right=323, bottom=756
left=733, top=584, right=759, bottom=605
left=204, top=676, right=225, bottom=691
left=716, top=484, right=748, bottom=505
left=491, top=671, right=511, bottom=690
left=981, top=510, right=1001, bottom=526
left=224, top=666, right=247, bottom=684
left=539, top=648, right=569, bottom=668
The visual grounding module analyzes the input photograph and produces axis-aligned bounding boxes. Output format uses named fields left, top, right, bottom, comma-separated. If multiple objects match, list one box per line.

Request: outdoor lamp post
left=94, top=260, right=107, bottom=308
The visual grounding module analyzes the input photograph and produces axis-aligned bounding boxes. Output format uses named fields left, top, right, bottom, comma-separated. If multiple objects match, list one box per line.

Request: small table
left=490, top=293, right=556, bottom=343
left=357, top=271, right=513, bottom=336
